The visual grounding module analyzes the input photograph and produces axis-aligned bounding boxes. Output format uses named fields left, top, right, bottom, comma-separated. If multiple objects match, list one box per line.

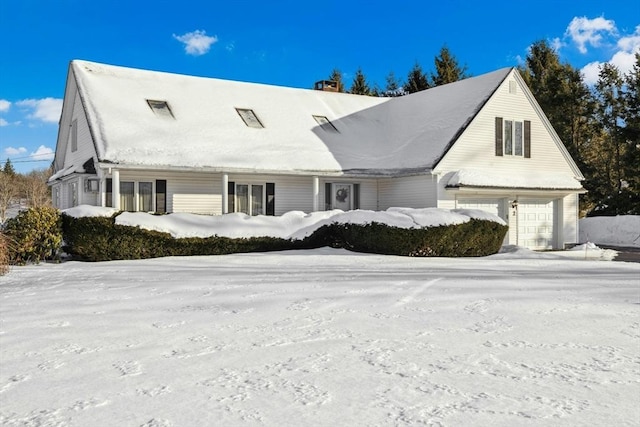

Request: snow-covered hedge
left=61, top=206, right=508, bottom=261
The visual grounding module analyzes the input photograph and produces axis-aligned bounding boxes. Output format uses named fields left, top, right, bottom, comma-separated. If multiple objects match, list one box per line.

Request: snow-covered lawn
left=1, top=248, right=638, bottom=426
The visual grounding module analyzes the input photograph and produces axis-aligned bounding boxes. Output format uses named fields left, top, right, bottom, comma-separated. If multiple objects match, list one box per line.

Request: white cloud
left=0, top=118, right=8, bottom=127
left=173, top=30, right=218, bottom=56
left=4, top=146, right=27, bottom=156
left=550, top=37, right=565, bottom=52
left=0, top=99, right=10, bottom=112
left=581, top=61, right=603, bottom=85
left=30, top=145, right=55, bottom=161
left=566, top=16, right=617, bottom=54
left=16, top=97, right=63, bottom=123
left=579, top=24, right=640, bottom=85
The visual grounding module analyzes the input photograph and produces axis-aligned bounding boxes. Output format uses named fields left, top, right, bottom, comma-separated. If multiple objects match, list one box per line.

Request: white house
left=50, top=60, right=585, bottom=250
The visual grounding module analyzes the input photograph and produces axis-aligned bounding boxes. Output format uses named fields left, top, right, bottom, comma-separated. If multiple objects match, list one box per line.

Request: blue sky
left=1, top=0, right=638, bottom=173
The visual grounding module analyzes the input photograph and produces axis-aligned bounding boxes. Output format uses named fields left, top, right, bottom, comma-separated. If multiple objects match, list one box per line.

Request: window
left=324, top=183, right=360, bottom=211
left=120, top=181, right=135, bottom=212
left=53, top=187, right=60, bottom=208
left=139, top=182, right=153, bottom=212
left=228, top=182, right=275, bottom=216
left=235, top=108, right=264, bottom=128
left=495, top=117, right=531, bottom=158
left=71, top=119, right=78, bottom=152
left=147, top=100, right=174, bottom=119
left=313, top=115, right=339, bottom=133
left=69, top=181, right=78, bottom=207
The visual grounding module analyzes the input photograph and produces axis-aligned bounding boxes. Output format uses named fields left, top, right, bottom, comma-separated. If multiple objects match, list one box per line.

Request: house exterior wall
left=378, top=175, right=437, bottom=210
left=432, top=70, right=582, bottom=249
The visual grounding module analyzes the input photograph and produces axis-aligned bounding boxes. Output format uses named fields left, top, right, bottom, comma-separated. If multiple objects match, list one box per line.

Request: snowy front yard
left=1, top=249, right=639, bottom=426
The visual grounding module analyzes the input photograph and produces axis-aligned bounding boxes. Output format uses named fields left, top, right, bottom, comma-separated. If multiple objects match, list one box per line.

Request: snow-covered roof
left=447, top=169, right=584, bottom=190
left=71, top=60, right=510, bottom=175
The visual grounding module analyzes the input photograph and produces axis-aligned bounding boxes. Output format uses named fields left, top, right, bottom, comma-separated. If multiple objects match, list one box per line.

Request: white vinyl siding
left=65, top=90, right=95, bottom=171
left=378, top=175, right=437, bottom=210
left=436, top=71, right=576, bottom=179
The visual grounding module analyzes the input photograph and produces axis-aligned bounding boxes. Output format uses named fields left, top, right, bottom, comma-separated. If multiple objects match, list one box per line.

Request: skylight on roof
left=313, top=115, right=339, bottom=133
left=146, top=100, right=174, bottom=119
left=236, top=108, right=264, bottom=128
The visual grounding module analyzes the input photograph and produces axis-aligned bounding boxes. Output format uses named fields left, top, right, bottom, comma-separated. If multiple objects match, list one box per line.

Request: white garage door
left=518, top=199, right=555, bottom=250
left=456, top=199, right=503, bottom=218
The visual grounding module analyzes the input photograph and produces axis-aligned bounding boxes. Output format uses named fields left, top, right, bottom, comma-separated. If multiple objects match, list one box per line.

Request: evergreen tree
left=349, top=67, right=371, bottom=95
left=404, top=62, right=430, bottom=94
left=383, top=71, right=404, bottom=97
left=430, top=45, right=468, bottom=86
left=621, top=53, right=640, bottom=213
left=328, top=68, right=345, bottom=93
left=3, top=158, right=16, bottom=176
left=589, top=63, right=633, bottom=215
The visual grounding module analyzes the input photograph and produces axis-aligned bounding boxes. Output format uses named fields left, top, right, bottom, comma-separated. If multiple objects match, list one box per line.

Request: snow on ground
left=1, top=249, right=638, bottom=426
left=580, top=215, right=640, bottom=248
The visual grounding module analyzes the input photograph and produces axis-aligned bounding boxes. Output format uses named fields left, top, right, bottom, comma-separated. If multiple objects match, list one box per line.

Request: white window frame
left=235, top=108, right=264, bottom=128
left=146, top=100, right=175, bottom=119
left=313, top=115, right=339, bottom=133
left=234, top=182, right=265, bottom=216
left=504, top=119, right=524, bottom=157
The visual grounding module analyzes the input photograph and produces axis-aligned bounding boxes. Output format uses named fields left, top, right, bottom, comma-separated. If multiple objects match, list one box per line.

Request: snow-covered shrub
left=304, top=219, right=507, bottom=257
left=61, top=213, right=294, bottom=261
left=3, top=206, right=62, bottom=264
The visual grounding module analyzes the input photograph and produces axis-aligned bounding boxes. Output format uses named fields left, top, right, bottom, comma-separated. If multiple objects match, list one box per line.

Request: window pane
left=139, top=182, right=152, bottom=212
left=251, top=185, right=263, bottom=216
left=236, top=184, right=249, bottom=214
left=120, top=181, right=135, bottom=212
left=333, top=184, right=351, bottom=211
left=514, top=121, right=523, bottom=156
left=504, top=120, right=513, bottom=155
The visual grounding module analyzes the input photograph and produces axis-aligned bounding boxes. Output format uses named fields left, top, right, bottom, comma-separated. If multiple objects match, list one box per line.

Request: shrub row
left=306, top=220, right=507, bottom=257
left=61, top=213, right=507, bottom=261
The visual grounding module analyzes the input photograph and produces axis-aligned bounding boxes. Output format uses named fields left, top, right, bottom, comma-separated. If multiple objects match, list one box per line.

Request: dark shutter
left=495, top=117, right=503, bottom=156
left=353, top=184, right=360, bottom=210
left=325, top=183, right=332, bottom=210
left=106, top=179, right=113, bottom=208
left=266, top=183, right=275, bottom=216
left=155, top=179, right=167, bottom=213
left=227, top=181, right=235, bottom=213
left=524, top=120, right=531, bottom=158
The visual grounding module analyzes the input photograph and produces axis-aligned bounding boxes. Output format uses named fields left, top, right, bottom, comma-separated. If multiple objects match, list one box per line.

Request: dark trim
left=156, top=179, right=167, bottom=213
left=353, top=183, right=360, bottom=209
left=228, top=181, right=235, bottom=213
left=495, top=117, right=504, bottom=156
left=524, top=120, right=531, bottom=158
left=266, top=182, right=275, bottom=216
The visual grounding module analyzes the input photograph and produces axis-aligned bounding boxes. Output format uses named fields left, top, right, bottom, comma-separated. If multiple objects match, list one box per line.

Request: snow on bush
left=63, top=206, right=506, bottom=240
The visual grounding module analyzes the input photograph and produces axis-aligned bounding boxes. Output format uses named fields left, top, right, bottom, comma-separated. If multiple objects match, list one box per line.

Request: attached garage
left=517, top=199, right=556, bottom=250
left=456, top=197, right=560, bottom=250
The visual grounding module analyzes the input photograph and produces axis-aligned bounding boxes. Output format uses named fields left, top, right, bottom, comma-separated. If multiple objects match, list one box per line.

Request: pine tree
left=404, top=62, right=430, bottom=94
left=328, top=68, right=345, bottom=93
left=349, top=67, right=371, bottom=95
left=3, top=158, right=16, bottom=176
left=383, top=71, right=404, bottom=97
left=430, top=45, right=468, bottom=86
left=621, top=53, right=640, bottom=213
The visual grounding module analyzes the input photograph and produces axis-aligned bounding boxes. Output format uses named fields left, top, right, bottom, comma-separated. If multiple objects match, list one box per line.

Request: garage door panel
left=518, top=199, right=555, bottom=250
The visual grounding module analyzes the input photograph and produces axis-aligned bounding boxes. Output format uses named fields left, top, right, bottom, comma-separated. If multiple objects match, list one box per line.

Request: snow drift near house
left=62, top=206, right=506, bottom=240
left=579, top=215, right=640, bottom=248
